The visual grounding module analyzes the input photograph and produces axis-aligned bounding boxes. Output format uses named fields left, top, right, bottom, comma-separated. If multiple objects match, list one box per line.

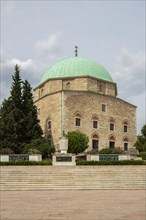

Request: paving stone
left=0, top=190, right=146, bottom=220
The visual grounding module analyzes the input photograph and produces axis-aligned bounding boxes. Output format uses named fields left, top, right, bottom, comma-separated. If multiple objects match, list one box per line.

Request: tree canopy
left=134, top=124, right=146, bottom=152
left=66, top=131, right=89, bottom=154
left=0, top=65, right=43, bottom=153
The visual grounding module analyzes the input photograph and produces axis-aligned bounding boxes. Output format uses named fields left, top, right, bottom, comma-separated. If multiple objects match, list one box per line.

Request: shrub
left=0, top=148, right=14, bottom=154
left=76, top=160, right=145, bottom=165
left=99, top=147, right=124, bottom=155
left=0, top=160, right=52, bottom=166
left=112, top=147, right=124, bottom=154
left=23, top=138, right=55, bottom=159
left=99, top=148, right=112, bottom=154
left=86, top=149, right=98, bottom=154
left=27, top=148, right=41, bottom=155
left=139, top=152, right=146, bottom=160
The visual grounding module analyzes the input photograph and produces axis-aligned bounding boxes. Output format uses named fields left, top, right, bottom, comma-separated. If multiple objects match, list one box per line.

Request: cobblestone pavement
left=0, top=190, right=146, bottom=220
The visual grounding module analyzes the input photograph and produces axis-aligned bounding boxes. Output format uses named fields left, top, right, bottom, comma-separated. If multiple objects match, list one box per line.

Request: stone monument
left=52, top=137, right=76, bottom=166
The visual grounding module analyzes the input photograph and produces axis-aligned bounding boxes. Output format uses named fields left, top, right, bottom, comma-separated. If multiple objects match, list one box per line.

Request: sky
left=1, top=0, right=145, bottom=134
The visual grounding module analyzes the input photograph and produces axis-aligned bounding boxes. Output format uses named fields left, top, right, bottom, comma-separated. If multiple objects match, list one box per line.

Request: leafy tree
left=22, top=80, right=43, bottom=143
left=134, top=124, right=146, bottom=152
left=23, top=138, right=55, bottom=159
left=66, top=131, right=89, bottom=154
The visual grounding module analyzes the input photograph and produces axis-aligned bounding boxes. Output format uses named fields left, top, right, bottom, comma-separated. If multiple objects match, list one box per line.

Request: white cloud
left=34, top=32, right=62, bottom=59
left=111, top=48, right=145, bottom=134
left=128, top=92, right=145, bottom=134
left=3, top=58, right=33, bottom=69
left=1, top=32, right=63, bottom=102
left=112, top=48, right=145, bottom=99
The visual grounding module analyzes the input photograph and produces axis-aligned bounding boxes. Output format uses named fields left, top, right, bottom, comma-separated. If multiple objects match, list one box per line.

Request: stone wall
left=34, top=77, right=136, bottom=150
left=63, top=91, right=136, bottom=150
left=36, top=92, right=62, bottom=146
left=34, top=76, right=117, bottom=102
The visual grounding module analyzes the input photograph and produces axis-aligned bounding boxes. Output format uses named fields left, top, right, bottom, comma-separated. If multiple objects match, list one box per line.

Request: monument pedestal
left=52, top=154, right=76, bottom=166
left=52, top=137, right=76, bottom=166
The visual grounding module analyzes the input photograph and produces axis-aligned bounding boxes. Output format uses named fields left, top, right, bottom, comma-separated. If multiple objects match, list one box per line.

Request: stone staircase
left=0, top=165, right=146, bottom=190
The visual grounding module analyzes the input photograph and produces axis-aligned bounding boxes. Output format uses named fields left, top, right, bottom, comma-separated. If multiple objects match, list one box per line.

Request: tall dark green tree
left=0, top=65, right=43, bottom=153
left=0, top=98, right=13, bottom=148
left=0, top=65, right=24, bottom=153
left=9, top=65, right=25, bottom=152
left=22, top=80, right=43, bottom=143
left=0, top=65, right=23, bottom=153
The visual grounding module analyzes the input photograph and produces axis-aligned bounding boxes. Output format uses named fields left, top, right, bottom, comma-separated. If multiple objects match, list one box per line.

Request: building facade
left=34, top=57, right=137, bottom=151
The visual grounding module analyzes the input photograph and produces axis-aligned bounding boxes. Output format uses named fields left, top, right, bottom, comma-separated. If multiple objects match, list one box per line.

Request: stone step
left=1, top=166, right=145, bottom=190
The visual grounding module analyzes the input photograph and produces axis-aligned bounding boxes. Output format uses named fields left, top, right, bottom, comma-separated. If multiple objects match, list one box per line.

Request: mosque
left=34, top=48, right=137, bottom=152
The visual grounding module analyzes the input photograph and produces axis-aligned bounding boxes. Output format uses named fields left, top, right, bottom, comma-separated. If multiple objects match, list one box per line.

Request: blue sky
left=1, top=0, right=145, bottom=134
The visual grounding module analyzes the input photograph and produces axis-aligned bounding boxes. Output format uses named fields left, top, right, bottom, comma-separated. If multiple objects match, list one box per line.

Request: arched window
left=66, top=82, right=71, bottom=90
left=123, top=137, right=129, bottom=151
left=109, top=118, right=115, bottom=131
left=92, top=133, right=99, bottom=149
left=109, top=135, right=115, bottom=149
left=74, top=113, right=81, bottom=127
left=92, top=115, right=98, bottom=129
left=47, top=118, right=51, bottom=130
left=123, top=120, right=129, bottom=133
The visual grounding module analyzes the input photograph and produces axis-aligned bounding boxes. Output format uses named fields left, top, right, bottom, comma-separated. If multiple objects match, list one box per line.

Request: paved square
left=0, top=190, right=145, bottom=220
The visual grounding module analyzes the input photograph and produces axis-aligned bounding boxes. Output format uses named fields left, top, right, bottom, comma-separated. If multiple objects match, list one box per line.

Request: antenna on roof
left=75, top=45, right=78, bottom=57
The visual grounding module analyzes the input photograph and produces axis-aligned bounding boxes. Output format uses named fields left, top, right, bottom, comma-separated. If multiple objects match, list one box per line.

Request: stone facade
left=34, top=76, right=137, bottom=151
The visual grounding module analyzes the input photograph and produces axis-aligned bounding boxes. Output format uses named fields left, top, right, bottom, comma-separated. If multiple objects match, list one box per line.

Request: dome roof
left=40, top=57, right=113, bottom=83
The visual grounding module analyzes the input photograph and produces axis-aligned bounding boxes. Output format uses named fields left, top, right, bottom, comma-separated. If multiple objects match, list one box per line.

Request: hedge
left=0, top=160, right=52, bottom=166
left=76, top=160, right=146, bottom=165
left=139, top=152, right=146, bottom=160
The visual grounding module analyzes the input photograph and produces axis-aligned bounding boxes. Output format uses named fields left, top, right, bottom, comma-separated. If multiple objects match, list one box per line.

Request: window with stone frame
left=123, top=120, right=128, bottom=133
left=123, top=137, right=129, bottom=151
left=75, top=113, right=81, bottom=127
left=109, top=118, right=115, bottom=131
left=124, top=142, right=128, bottom=151
left=92, top=134, right=99, bottom=149
left=92, top=115, right=98, bottom=129
left=102, top=104, right=106, bottom=112
left=109, top=135, right=115, bottom=149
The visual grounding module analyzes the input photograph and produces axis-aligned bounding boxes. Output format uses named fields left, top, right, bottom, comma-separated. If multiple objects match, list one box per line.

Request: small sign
left=9, top=155, right=29, bottom=161
left=56, top=156, right=72, bottom=162
left=99, top=154, right=119, bottom=161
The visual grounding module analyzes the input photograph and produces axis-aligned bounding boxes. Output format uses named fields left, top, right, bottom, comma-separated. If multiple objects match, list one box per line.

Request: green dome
left=40, top=57, right=113, bottom=83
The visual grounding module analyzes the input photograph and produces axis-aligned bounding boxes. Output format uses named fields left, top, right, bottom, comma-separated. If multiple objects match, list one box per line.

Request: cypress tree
left=0, top=65, right=24, bottom=152
left=0, top=65, right=43, bottom=153
left=22, top=80, right=43, bottom=143
left=0, top=98, right=13, bottom=148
